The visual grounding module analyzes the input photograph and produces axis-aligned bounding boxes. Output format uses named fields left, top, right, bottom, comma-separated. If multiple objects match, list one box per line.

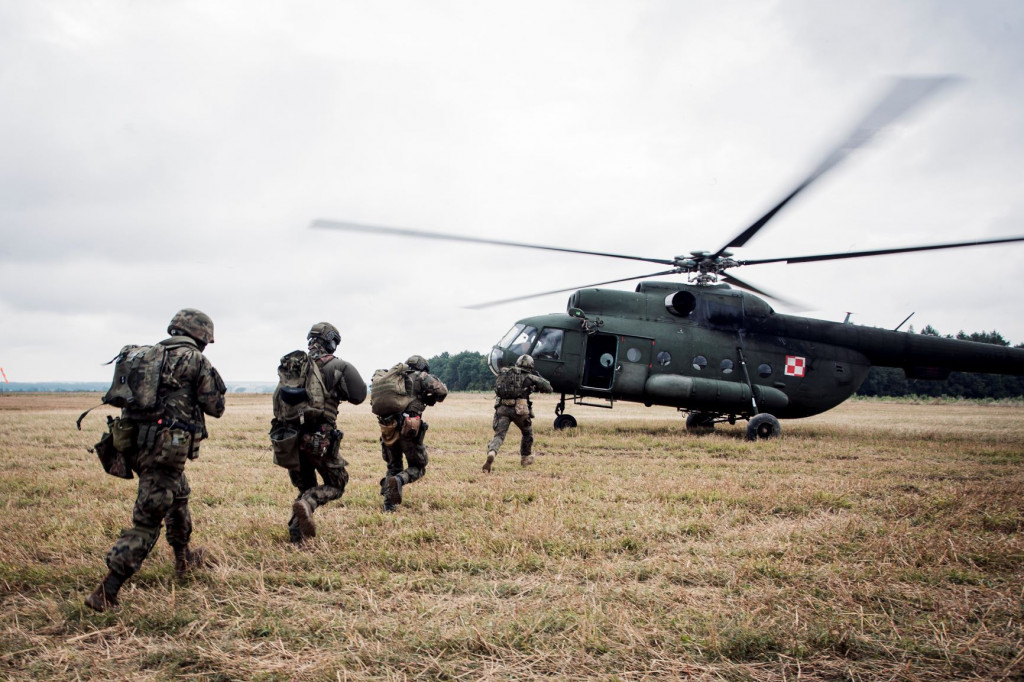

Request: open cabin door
left=581, top=333, right=618, bottom=391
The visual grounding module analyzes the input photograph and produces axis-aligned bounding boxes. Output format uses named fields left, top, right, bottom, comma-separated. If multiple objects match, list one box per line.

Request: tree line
left=429, top=326, right=1024, bottom=399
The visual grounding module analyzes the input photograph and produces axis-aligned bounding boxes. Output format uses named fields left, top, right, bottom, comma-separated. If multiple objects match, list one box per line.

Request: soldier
left=85, top=308, right=226, bottom=612
left=378, top=355, right=448, bottom=512
left=482, top=354, right=553, bottom=473
left=284, top=322, right=366, bottom=543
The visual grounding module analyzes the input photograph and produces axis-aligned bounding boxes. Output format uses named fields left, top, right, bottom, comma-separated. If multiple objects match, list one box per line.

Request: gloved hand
left=482, top=453, right=495, bottom=473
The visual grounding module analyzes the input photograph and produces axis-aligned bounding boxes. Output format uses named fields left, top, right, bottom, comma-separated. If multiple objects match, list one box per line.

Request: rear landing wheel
left=746, top=413, right=781, bottom=441
left=685, top=412, right=716, bottom=433
left=553, top=414, right=578, bottom=430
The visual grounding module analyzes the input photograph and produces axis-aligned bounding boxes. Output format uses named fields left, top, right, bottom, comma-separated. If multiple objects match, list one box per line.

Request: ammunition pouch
left=152, top=427, right=193, bottom=470
left=111, top=416, right=137, bottom=454
left=514, top=398, right=530, bottom=417
left=400, top=413, right=422, bottom=438
left=269, top=425, right=301, bottom=470
left=92, top=417, right=134, bottom=479
left=379, top=418, right=400, bottom=447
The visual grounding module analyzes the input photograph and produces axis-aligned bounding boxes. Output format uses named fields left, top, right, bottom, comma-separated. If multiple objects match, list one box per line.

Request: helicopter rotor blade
left=713, top=76, right=960, bottom=258
left=719, top=273, right=802, bottom=309
left=737, top=235, right=1024, bottom=267
left=464, top=269, right=681, bottom=310
left=311, top=219, right=676, bottom=267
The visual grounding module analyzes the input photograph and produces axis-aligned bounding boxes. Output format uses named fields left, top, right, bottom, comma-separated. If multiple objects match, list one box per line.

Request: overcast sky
left=2, top=1, right=1023, bottom=383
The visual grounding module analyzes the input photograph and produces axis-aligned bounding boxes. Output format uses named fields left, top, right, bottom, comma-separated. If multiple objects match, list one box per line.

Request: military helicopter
left=314, top=77, right=1024, bottom=439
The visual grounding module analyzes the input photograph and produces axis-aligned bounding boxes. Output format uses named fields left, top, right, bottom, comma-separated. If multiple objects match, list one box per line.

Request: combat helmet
left=515, top=354, right=535, bottom=370
left=406, top=354, right=430, bottom=372
left=168, top=308, right=215, bottom=346
left=307, top=322, right=341, bottom=354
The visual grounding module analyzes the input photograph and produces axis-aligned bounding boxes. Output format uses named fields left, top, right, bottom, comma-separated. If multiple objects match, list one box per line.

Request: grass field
left=1, top=392, right=1022, bottom=681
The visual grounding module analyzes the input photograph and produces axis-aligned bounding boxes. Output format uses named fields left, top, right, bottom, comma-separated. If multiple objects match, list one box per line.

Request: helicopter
left=313, top=76, right=1024, bottom=439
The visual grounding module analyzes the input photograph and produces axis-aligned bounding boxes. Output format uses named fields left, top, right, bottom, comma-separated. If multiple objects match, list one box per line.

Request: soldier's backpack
left=75, top=343, right=168, bottom=431
left=495, top=367, right=526, bottom=399
left=273, top=350, right=327, bottom=425
left=370, top=362, right=413, bottom=416
left=103, top=344, right=168, bottom=409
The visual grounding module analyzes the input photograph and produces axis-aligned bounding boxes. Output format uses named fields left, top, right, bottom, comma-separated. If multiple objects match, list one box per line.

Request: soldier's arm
left=531, top=373, right=554, bottom=393
left=340, top=361, right=367, bottom=405
left=196, top=358, right=227, bottom=418
left=423, top=373, right=448, bottom=403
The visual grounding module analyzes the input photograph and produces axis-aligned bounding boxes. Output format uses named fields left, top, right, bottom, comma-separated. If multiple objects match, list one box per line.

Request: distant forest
left=430, top=326, right=1024, bottom=399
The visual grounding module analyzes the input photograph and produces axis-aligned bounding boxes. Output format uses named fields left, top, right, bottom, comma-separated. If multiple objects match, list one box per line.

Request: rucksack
left=273, top=350, right=327, bottom=425
left=75, top=343, right=168, bottom=430
left=370, top=363, right=413, bottom=416
left=103, top=344, right=168, bottom=409
left=495, top=367, right=526, bottom=399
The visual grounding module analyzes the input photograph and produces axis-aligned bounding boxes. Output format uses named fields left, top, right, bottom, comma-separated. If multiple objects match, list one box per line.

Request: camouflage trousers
left=288, top=431, right=348, bottom=540
left=380, top=423, right=429, bottom=491
left=105, top=467, right=192, bottom=578
left=487, top=405, right=534, bottom=457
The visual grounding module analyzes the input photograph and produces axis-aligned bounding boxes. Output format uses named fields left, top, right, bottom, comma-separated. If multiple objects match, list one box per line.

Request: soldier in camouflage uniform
left=379, top=355, right=448, bottom=512
left=284, top=322, right=367, bottom=543
left=482, top=354, right=553, bottom=473
left=85, top=308, right=226, bottom=612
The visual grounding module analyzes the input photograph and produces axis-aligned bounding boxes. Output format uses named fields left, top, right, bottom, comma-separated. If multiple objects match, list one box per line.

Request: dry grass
left=1, top=392, right=1022, bottom=681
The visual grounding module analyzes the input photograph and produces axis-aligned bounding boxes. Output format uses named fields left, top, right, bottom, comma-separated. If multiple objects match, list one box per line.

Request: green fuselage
left=490, top=282, right=1024, bottom=420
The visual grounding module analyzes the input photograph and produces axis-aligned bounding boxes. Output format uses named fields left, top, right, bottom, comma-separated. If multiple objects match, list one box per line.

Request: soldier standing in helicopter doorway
left=482, top=354, right=553, bottom=473
left=284, top=322, right=367, bottom=543
left=378, top=355, right=448, bottom=512
left=85, top=308, right=226, bottom=612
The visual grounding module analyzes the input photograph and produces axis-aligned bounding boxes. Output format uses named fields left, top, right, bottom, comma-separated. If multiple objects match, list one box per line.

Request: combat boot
left=173, top=545, right=210, bottom=579
left=520, top=454, right=535, bottom=467
left=84, top=570, right=125, bottom=612
left=482, top=451, right=496, bottom=473
left=292, top=499, right=316, bottom=540
left=386, top=475, right=403, bottom=505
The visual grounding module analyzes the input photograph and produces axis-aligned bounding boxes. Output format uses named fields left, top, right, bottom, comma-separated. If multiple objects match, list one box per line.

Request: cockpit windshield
left=498, top=324, right=525, bottom=349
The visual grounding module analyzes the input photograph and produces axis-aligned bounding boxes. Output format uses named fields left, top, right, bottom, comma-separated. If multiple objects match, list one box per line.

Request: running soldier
left=85, top=308, right=226, bottom=612
left=378, top=355, right=447, bottom=512
left=482, top=354, right=552, bottom=473
left=281, top=322, right=366, bottom=543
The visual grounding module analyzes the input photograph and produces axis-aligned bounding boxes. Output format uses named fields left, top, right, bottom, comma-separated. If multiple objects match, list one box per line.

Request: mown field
left=0, top=392, right=1022, bottom=681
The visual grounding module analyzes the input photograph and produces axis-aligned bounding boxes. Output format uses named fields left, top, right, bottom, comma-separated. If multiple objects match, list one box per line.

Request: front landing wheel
left=553, top=414, right=578, bottom=430
left=746, top=413, right=781, bottom=441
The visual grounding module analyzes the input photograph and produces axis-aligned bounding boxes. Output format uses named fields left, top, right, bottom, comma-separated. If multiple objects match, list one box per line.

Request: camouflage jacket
left=123, top=336, right=226, bottom=437
left=312, top=353, right=367, bottom=424
left=494, top=367, right=553, bottom=401
left=404, top=370, right=448, bottom=415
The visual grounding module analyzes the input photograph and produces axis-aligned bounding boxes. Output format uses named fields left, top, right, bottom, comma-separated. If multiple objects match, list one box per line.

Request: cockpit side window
left=533, top=328, right=563, bottom=361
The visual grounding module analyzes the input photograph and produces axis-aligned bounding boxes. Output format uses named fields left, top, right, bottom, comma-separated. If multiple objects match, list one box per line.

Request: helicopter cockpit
left=489, top=323, right=565, bottom=374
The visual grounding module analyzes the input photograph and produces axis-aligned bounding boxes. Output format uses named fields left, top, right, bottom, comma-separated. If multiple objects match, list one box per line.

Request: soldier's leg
left=516, top=414, right=535, bottom=457
left=164, top=473, right=211, bottom=577
left=515, top=414, right=536, bottom=465
left=380, top=439, right=405, bottom=511
left=88, top=470, right=174, bottom=610
left=105, top=470, right=177, bottom=579
left=487, top=411, right=512, bottom=455
left=288, top=449, right=319, bottom=542
left=399, top=428, right=429, bottom=484
left=302, top=436, right=349, bottom=512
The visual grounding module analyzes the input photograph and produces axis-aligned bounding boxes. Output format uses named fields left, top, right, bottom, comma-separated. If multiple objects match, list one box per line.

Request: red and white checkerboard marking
left=785, top=355, right=806, bottom=377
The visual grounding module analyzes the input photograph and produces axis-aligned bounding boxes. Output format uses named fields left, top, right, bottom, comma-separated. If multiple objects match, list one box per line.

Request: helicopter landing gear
left=685, top=412, right=717, bottom=433
left=554, top=394, right=578, bottom=430
left=554, top=414, right=578, bottom=430
left=746, top=413, right=781, bottom=441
